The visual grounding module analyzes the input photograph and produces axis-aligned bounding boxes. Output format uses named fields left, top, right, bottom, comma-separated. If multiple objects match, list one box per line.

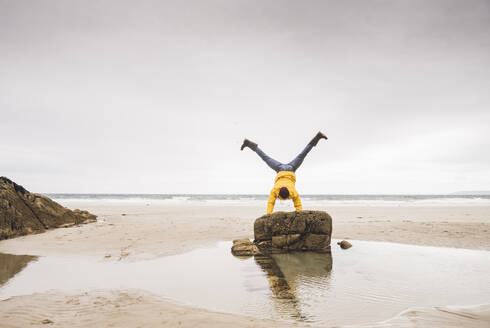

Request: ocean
left=45, top=194, right=490, bottom=206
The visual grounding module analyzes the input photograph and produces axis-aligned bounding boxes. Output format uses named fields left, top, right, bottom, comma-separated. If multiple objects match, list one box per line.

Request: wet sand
left=0, top=202, right=489, bottom=327
left=0, top=290, right=298, bottom=328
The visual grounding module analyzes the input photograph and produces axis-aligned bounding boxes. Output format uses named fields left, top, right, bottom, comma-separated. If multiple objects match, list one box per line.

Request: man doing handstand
left=241, top=132, right=327, bottom=214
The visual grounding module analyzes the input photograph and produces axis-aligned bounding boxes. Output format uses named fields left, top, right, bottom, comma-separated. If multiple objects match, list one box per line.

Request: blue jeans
left=255, top=143, right=314, bottom=173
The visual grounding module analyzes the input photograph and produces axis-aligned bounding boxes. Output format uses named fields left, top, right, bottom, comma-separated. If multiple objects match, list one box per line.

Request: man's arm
left=292, top=194, right=302, bottom=211
left=267, top=190, right=277, bottom=214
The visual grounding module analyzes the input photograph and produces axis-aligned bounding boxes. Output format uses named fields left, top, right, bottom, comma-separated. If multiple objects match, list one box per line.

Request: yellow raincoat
left=267, top=171, right=302, bottom=214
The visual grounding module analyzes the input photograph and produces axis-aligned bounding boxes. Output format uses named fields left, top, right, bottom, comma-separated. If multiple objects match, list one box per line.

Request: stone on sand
left=0, top=177, right=97, bottom=240
left=231, top=239, right=261, bottom=256
left=337, top=240, right=352, bottom=249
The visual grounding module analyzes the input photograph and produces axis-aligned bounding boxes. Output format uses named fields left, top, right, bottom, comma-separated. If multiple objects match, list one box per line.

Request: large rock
left=0, top=177, right=97, bottom=240
left=254, top=210, right=332, bottom=254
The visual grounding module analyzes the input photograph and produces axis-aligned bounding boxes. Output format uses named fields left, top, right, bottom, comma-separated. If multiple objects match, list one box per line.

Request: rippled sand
left=350, top=304, right=490, bottom=328
left=1, top=291, right=489, bottom=328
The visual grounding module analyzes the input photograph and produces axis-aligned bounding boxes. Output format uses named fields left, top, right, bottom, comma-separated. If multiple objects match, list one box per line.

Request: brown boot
left=309, top=131, right=328, bottom=146
left=240, top=139, right=258, bottom=151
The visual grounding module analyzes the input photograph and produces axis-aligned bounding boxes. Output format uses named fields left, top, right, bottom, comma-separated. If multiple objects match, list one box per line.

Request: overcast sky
left=1, top=0, right=489, bottom=194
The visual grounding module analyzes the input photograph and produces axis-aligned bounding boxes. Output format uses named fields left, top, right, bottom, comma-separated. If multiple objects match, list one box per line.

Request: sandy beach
left=0, top=202, right=489, bottom=327
left=1, top=202, right=489, bottom=259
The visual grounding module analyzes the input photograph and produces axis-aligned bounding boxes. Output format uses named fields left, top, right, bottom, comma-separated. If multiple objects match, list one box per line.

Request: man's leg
left=255, top=147, right=283, bottom=172
left=241, top=138, right=283, bottom=172
left=288, top=144, right=314, bottom=172
left=288, top=131, right=327, bottom=172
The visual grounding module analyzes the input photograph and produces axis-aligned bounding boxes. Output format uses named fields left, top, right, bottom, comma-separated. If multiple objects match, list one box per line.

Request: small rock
left=337, top=240, right=352, bottom=249
left=231, top=239, right=261, bottom=256
left=41, top=319, right=53, bottom=324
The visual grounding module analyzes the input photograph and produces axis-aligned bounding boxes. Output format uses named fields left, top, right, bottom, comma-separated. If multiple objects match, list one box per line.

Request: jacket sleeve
left=267, top=190, right=276, bottom=214
left=292, top=193, right=302, bottom=211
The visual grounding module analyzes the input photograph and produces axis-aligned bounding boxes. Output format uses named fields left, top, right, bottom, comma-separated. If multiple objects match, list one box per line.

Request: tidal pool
left=1, top=240, right=489, bottom=327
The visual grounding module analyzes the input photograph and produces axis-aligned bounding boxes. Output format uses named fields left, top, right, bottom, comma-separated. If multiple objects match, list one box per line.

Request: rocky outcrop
left=0, top=177, right=97, bottom=240
left=254, top=210, right=332, bottom=254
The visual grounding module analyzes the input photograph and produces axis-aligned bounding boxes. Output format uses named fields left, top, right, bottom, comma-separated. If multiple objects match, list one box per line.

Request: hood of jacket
left=273, top=171, right=297, bottom=198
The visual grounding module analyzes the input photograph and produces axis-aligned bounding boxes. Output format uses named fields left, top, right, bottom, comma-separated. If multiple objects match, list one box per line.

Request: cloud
left=1, top=0, right=489, bottom=193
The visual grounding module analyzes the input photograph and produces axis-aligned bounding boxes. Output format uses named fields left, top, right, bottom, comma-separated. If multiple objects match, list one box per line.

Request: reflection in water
left=1, top=242, right=489, bottom=327
left=0, top=253, right=37, bottom=286
left=254, top=252, right=333, bottom=322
